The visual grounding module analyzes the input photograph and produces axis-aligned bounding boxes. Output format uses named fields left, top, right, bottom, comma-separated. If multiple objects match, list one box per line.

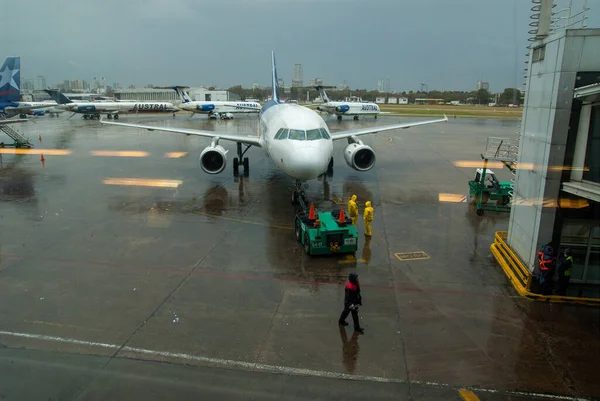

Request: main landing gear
left=233, top=142, right=251, bottom=178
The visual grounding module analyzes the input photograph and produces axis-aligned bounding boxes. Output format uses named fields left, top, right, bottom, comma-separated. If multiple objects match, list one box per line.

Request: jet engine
left=336, top=105, right=350, bottom=113
left=343, top=136, right=376, bottom=171
left=199, top=144, right=228, bottom=174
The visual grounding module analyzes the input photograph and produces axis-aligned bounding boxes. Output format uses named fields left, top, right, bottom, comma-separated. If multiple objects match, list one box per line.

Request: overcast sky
left=2, top=0, right=598, bottom=92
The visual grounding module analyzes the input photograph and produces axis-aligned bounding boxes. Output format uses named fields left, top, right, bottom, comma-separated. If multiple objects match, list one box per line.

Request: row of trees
left=226, top=85, right=523, bottom=105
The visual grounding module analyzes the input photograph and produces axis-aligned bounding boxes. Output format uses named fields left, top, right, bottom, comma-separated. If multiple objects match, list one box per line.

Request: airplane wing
left=330, top=115, right=448, bottom=141
left=100, top=119, right=262, bottom=147
left=0, top=119, right=28, bottom=125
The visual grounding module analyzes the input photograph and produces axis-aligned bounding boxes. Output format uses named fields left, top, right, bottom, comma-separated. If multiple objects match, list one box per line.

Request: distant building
left=252, top=82, right=260, bottom=90
left=292, top=64, right=303, bottom=87
left=36, top=75, right=46, bottom=90
left=114, top=87, right=238, bottom=102
left=388, top=97, right=398, bottom=104
left=307, top=78, right=323, bottom=87
left=345, top=96, right=363, bottom=102
left=398, top=97, right=408, bottom=104
left=375, top=97, right=385, bottom=104
left=477, top=80, right=490, bottom=91
left=22, top=78, right=35, bottom=90
left=377, top=80, right=385, bottom=92
left=82, top=80, right=89, bottom=90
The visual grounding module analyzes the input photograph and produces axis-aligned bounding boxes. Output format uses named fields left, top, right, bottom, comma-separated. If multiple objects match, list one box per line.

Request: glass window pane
left=320, top=128, right=331, bottom=139
left=279, top=129, right=289, bottom=139
left=274, top=128, right=284, bottom=140
left=583, top=105, right=600, bottom=184
left=306, top=129, right=322, bottom=140
left=288, top=129, right=306, bottom=140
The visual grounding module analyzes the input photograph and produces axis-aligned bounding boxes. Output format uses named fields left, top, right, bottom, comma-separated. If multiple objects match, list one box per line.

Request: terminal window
left=532, top=45, right=545, bottom=63
left=583, top=105, right=600, bottom=184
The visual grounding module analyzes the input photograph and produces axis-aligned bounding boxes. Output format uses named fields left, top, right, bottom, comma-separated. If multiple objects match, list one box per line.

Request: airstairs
left=0, top=124, right=33, bottom=148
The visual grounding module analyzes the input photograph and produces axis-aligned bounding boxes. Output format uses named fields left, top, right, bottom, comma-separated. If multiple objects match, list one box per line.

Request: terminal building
left=114, top=88, right=238, bottom=102
left=493, top=17, right=599, bottom=300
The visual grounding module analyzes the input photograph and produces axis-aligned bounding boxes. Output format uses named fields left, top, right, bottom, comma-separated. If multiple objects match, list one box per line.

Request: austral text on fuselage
left=234, top=103, right=259, bottom=110
left=361, top=104, right=378, bottom=111
left=133, top=103, right=169, bottom=111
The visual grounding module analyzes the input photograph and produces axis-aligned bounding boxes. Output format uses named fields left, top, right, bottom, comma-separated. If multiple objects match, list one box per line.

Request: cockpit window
left=306, top=129, right=322, bottom=140
left=319, top=128, right=331, bottom=139
left=288, top=129, right=306, bottom=140
left=275, top=128, right=289, bottom=140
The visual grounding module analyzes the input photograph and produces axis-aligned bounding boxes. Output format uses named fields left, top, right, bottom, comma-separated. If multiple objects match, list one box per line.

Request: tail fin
left=314, top=85, right=330, bottom=103
left=172, top=86, right=192, bottom=103
left=172, top=86, right=184, bottom=102
left=0, top=57, right=21, bottom=103
left=271, top=51, right=280, bottom=103
left=44, top=89, right=73, bottom=104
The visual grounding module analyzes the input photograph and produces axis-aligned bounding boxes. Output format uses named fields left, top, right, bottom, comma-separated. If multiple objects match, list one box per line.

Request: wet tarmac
left=0, top=113, right=598, bottom=401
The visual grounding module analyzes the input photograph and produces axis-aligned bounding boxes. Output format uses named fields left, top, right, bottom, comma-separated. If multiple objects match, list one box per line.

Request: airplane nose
left=287, top=146, right=330, bottom=180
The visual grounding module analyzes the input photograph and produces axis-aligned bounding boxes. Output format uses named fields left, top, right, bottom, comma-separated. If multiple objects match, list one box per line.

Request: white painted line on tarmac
left=0, top=330, right=401, bottom=384
left=0, top=330, right=592, bottom=401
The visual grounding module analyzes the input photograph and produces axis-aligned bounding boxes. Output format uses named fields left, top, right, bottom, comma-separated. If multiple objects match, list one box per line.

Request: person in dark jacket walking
left=338, top=273, right=364, bottom=333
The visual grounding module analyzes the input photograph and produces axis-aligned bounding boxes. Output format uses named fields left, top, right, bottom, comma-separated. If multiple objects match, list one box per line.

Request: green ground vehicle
left=468, top=165, right=513, bottom=216
left=294, top=197, right=359, bottom=256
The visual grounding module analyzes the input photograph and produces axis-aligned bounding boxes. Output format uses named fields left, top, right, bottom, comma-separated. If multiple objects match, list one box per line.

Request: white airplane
left=314, top=86, right=382, bottom=121
left=173, top=87, right=261, bottom=120
left=0, top=56, right=60, bottom=119
left=101, top=52, right=448, bottom=202
left=45, top=90, right=180, bottom=120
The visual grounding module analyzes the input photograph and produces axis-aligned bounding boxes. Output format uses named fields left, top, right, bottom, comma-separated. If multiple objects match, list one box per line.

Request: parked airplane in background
left=0, top=56, right=60, bottom=119
left=313, top=85, right=382, bottom=121
left=46, top=90, right=179, bottom=120
left=102, top=52, right=447, bottom=202
left=174, top=87, right=261, bottom=120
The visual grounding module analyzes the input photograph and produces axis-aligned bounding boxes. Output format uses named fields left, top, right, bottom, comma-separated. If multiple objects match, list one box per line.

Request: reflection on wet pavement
left=0, top=115, right=598, bottom=400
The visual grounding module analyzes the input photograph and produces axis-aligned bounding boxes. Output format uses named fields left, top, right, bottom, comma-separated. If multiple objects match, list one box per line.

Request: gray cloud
left=2, top=0, right=598, bottom=92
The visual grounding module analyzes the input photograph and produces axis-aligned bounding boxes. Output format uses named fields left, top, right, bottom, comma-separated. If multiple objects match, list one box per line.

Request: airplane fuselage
left=68, top=102, right=178, bottom=114
left=318, top=101, right=380, bottom=117
left=181, top=101, right=261, bottom=115
left=259, top=102, right=333, bottom=181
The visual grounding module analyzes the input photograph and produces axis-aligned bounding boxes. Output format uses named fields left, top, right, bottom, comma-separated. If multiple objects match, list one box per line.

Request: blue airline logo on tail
left=0, top=57, right=21, bottom=102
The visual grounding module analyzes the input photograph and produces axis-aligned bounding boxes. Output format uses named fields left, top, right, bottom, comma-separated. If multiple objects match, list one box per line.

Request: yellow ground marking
left=0, top=149, right=71, bottom=155
left=338, top=255, right=367, bottom=264
left=438, top=193, right=467, bottom=203
left=164, top=152, right=187, bottom=158
left=458, top=389, right=480, bottom=401
left=387, top=136, right=393, bottom=143
left=454, top=160, right=588, bottom=172
left=394, top=251, right=430, bottom=261
left=90, top=150, right=149, bottom=157
left=102, top=178, right=182, bottom=188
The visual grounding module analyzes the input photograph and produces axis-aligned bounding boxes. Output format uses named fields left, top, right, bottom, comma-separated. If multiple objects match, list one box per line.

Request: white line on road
left=0, top=330, right=591, bottom=401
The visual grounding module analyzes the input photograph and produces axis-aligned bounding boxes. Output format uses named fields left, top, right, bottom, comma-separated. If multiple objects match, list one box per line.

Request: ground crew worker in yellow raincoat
left=348, top=195, right=359, bottom=226
left=363, top=201, right=373, bottom=236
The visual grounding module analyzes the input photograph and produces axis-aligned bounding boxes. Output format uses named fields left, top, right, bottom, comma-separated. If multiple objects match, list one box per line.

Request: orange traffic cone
left=337, top=206, right=346, bottom=223
left=40, top=154, right=45, bottom=162
left=308, top=202, right=316, bottom=220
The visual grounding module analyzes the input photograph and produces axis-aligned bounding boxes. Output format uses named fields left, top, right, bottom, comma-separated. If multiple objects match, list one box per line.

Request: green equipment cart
left=468, top=137, right=518, bottom=216
left=294, top=197, right=359, bottom=256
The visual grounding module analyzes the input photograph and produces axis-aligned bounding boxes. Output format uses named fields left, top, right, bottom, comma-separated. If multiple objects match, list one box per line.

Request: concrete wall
left=508, top=29, right=600, bottom=271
